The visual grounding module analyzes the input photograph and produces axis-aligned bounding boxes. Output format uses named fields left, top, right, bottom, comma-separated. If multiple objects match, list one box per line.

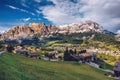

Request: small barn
left=113, top=61, right=120, bottom=77
left=45, top=51, right=59, bottom=59
left=15, top=50, right=28, bottom=55
left=79, top=53, right=93, bottom=63
left=45, top=53, right=56, bottom=59
left=28, top=52, right=40, bottom=59
left=71, top=52, right=96, bottom=63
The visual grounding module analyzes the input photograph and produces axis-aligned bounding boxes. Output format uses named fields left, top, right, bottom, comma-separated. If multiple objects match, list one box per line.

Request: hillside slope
left=0, top=53, right=115, bottom=80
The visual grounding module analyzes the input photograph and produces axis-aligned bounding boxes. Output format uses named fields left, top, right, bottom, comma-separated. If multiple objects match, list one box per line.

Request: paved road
left=0, top=51, right=5, bottom=55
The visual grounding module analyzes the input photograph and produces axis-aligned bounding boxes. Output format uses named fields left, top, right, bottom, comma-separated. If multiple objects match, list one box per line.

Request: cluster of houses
left=4, top=43, right=120, bottom=80
left=64, top=48, right=97, bottom=63
left=12, top=45, right=62, bottom=60
left=7, top=45, right=119, bottom=62
left=5, top=44, right=120, bottom=78
left=12, top=45, right=40, bottom=59
left=98, top=50, right=120, bottom=57
left=87, top=48, right=120, bottom=57
left=11, top=45, right=97, bottom=63
left=66, top=48, right=120, bottom=77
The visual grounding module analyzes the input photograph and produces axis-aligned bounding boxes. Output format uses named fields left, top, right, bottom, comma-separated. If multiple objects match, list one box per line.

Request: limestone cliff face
left=0, top=23, right=60, bottom=39
left=0, top=21, right=104, bottom=40
left=0, top=26, right=33, bottom=39
left=29, top=23, right=48, bottom=35
left=58, top=21, right=103, bottom=34
left=47, top=25, right=59, bottom=33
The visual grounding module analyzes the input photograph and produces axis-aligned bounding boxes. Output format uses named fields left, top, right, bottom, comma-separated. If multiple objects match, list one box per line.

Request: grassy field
left=0, top=53, right=115, bottom=80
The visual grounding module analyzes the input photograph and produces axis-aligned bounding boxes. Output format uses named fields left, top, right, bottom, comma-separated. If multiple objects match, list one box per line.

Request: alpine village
left=0, top=21, right=120, bottom=80
left=1, top=0, right=120, bottom=79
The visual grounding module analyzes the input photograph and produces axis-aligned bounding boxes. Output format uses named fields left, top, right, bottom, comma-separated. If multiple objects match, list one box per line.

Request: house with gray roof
left=113, top=61, right=120, bottom=77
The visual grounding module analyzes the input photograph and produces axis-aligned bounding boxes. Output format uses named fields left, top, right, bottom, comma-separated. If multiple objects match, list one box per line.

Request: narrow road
left=87, top=62, right=120, bottom=79
left=0, top=51, right=5, bottom=55
left=87, top=62, right=114, bottom=73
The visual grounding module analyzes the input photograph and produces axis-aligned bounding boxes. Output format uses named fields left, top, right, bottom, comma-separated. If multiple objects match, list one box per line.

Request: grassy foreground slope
left=0, top=53, right=114, bottom=80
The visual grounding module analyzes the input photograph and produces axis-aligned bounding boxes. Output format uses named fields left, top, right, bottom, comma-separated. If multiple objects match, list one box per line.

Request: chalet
left=71, top=52, right=96, bottom=63
left=28, top=52, right=40, bottom=59
left=20, top=50, right=28, bottom=56
left=15, top=50, right=28, bottom=55
left=45, top=51, right=59, bottom=59
left=79, top=53, right=93, bottom=62
left=16, top=46, right=24, bottom=50
left=45, top=53, right=56, bottom=59
left=113, top=61, right=120, bottom=77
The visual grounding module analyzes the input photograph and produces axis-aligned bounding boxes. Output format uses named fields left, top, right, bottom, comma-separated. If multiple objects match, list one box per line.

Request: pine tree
left=74, top=48, right=77, bottom=54
left=7, top=44, right=14, bottom=53
left=64, top=47, right=69, bottom=61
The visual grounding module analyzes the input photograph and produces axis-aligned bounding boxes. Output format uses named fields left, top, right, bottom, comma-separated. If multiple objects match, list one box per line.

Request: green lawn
left=0, top=53, right=115, bottom=80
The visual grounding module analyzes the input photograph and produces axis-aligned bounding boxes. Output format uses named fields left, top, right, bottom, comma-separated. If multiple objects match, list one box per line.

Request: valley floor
left=0, top=53, right=115, bottom=80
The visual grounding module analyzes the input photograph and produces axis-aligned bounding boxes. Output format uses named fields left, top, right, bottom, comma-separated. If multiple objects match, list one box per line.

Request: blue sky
left=0, top=0, right=52, bottom=30
left=0, top=0, right=120, bottom=33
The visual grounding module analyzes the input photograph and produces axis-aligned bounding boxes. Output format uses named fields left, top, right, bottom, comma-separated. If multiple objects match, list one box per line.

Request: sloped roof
left=79, top=53, right=92, bottom=57
left=29, top=52, right=39, bottom=56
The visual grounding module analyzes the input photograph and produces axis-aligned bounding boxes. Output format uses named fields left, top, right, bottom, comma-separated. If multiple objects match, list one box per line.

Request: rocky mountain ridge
left=0, top=21, right=105, bottom=40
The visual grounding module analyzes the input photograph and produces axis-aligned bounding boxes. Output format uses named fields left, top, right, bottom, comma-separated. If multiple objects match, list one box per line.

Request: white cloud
left=41, top=0, right=83, bottom=25
left=116, top=30, right=120, bottom=34
left=6, top=5, right=35, bottom=16
left=22, top=18, right=31, bottom=22
left=36, top=10, right=42, bottom=14
left=34, top=0, right=41, bottom=3
left=0, top=26, right=9, bottom=34
left=41, top=0, right=120, bottom=32
left=6, top=5, right=17, bottom=9
left=20, top=17, right=41, bottom=22
left=20, top=0, right=30, bottom=8
left=115, top=30, right=120, bottom=41
left=32, top=18, right=41, bottom=20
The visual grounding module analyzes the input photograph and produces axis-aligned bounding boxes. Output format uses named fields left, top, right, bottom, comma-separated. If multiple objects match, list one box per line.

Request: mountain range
left=0, top=21, right=114, bottom=40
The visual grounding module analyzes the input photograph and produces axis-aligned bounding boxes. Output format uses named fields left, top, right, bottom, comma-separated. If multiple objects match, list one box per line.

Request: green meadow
left=0, top=53, right=115, bottom=80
